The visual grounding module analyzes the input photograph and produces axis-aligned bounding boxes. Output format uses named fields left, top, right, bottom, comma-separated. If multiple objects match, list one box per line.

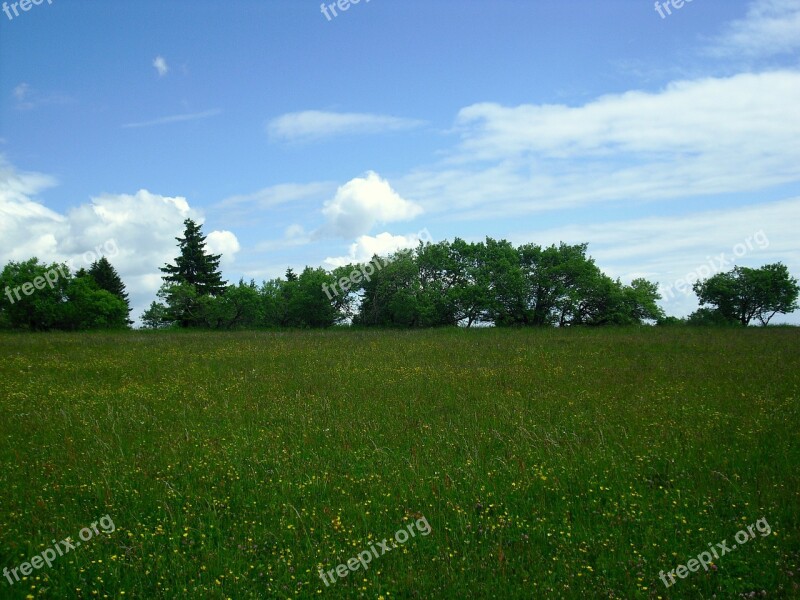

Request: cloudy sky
left=1, top=0, right=799, bottom=323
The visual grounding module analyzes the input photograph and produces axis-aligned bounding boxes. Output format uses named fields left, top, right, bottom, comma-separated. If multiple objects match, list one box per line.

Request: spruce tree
left=160, top=219, right=227, bottom=296
left=88, top=257, right=132, bottom=323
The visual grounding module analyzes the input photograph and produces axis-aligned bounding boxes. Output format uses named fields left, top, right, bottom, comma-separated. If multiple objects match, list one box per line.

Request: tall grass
left=0, top=328, right=798, bottom=598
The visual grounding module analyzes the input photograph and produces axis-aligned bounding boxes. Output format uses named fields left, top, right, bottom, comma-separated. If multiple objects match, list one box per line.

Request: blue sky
left=2, top=0, right=799, bottom=323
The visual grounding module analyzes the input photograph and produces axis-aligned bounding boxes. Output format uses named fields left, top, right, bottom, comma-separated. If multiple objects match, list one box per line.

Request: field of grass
left=0, top=328, right=798, bottom=599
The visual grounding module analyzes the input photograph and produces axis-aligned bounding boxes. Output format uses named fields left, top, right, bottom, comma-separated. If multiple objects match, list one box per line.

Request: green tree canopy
left=692, top=263, right=799, bottom=326
left=0, top=258, right=128, bottom=331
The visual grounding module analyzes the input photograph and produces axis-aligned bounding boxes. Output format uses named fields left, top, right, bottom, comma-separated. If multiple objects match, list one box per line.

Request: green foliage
left=0, top=259, right=68, bottom=330
left=140, top=300, right=174, bottom=330
left=88, top=257, right=132, bottom=323
left=59, top=275, right=130, bottom=330
left=160, top=219, right=227, bottom=297
left=0, top=258, right=128, bottom=330
left=687, top=307, right=741, bottom=326
left=143, top=233, right=793, bottom=330
left=277, top=267, right=340, bottom=328
left=207, top=279, right=264, bottom=329
left=693, top=263, right=800, bottom=326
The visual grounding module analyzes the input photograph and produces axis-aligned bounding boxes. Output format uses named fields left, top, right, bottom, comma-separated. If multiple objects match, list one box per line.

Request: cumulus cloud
left=323, top=229, right=434, bottom=268
left=206, top=230, right=241, bottom=266
left=0, top=160, right=240, bottom=324
left=153, top=56, right=169, bottom=77
left=707, top=0, right=800, bottom=58
left=267, top=110, right=424, bottom=142
left=320, top=171, right=423, bottom=238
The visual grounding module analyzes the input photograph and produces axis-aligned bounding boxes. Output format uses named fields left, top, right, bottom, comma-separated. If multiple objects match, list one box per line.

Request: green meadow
left=0, top=328, right=798, bottom=599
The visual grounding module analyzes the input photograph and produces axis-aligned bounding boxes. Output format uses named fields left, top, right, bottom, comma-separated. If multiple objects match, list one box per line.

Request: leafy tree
left=261, top=268, right=342, bottom=328
left=0, top=259, right=70, bottom=330
left=140, top=301, right=174, bottom=329
left=161, top=282, right=213, bottom=328
left=260, top=278, right=287, bottom=327
left=88, top=256, right=132, bottom=324
left=355, top=251, right=424, bottom=327
left=59, top=275, right=129, bottom=330
left=483, top=238, right=530, bottom=326
left=415, top=241, right=461, bottom=327
left=445, top=238, right=493, bottom=327
left=160, top=219, right=226, bottom=296
left=289, top=267, right=341, bottom=328
left=686, top=307, right=739, bottom=326
left=693, top=263, right=799, bottom=326
left=0, top=259, right=127, bottom=330
left=207, top=279, right=264, bottom=329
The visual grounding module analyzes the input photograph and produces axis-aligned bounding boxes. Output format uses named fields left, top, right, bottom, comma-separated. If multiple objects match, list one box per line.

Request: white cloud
left=455, top=71, right=800, bottom=159
left=153, top=56, right=169, bottom=77
left=707, top=0, right=800, bottom=58
left=206, top=230, right=241, bottom=267
left=400, top=70, right=800, bottom=219
left=0, top=160, right=242, bottom=325
left=321, top=171, right=423, bottom=238
left=267, top=110, right=424, bottom=142
left=122, top=109, right=221, bottom=129
left=323, top=229, right=434, bottom=268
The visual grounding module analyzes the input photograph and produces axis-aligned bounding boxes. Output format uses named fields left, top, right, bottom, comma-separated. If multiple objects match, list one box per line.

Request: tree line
left=1, top=219, right=797, bottom=331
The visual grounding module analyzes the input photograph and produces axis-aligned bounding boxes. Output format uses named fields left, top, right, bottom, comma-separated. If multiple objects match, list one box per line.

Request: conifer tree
left=88, top=257, right=132, bottom=322
left=160, top=219, right=226, bottom=296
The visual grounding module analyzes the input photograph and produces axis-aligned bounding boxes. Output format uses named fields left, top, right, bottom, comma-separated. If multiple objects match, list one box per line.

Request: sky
left=1, top=0, right=799, bottom=324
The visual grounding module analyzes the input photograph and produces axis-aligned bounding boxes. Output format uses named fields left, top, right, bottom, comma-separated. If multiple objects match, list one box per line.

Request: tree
left=88, top=257, right=132, bottom=325
left=355, top=251, right=424, bottom=327
left=483, top=238, right=530, bottom=326
left=207, top=279, right=264, bottom=329
left=686, top=307, right=738, bottom=326
left=0, top=259, right=69, bottom=330
left=160, top=219, right=226, bottom=296
left=0, top=258, right=127, bottom=330
left=156, top=219, right=227, bottom=328
left=140, top=301, right=173, bottom=329
left=445, top=239, right=493, bottom=327
left=693, top=263, right=799, bottom=326
left=59, top=275, right=129, bottom=330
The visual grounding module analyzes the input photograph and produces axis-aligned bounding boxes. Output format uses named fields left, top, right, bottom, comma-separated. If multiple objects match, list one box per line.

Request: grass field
left=0, top=328, right=798, bottom=599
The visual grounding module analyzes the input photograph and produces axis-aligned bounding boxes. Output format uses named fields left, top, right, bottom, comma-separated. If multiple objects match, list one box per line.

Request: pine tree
left=88, top=257, right=132, bottom=324
left=160, top=219, right=227, bottom=296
